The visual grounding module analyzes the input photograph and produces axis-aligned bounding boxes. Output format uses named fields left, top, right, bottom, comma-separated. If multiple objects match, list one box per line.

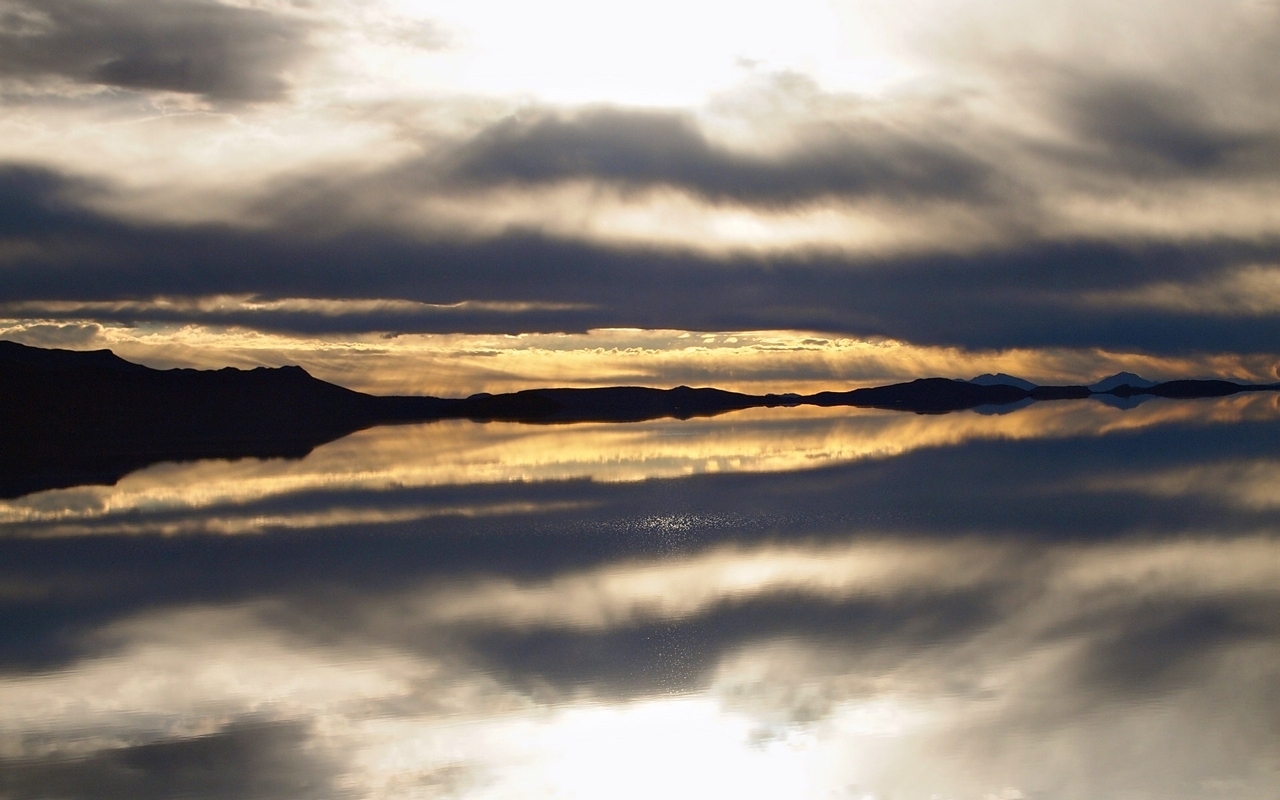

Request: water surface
left=3, top=397, right=1280, bottom=799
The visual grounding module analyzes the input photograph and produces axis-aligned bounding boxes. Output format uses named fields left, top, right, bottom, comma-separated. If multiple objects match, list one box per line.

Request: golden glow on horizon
left=3, top=314, right=1277, bottom=397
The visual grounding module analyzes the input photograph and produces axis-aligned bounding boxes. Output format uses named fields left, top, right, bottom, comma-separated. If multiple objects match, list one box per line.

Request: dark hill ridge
left=0, top=341, right=448, bottom=497
left=2, top=340, right=1277, bottom=498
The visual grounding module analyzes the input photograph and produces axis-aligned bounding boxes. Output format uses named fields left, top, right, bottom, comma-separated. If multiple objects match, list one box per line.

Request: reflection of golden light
left=6, top=394, right=1280, bottom=534
left=5, top=502, right=593, bottom=539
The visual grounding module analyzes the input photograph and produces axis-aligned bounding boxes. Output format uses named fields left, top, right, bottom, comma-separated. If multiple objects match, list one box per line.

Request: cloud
left=466, top=590, right=1002, bottom=697
left=1082, top=264, right=1280, bottom=316
left=444, top=107, right=994, bottom=206
left=0, top=296, right=596, bottom=337
left=4, top=160, right=1280, bottom=361
left=1071, top=601, right=1276, bottom=693
left=0, top=321, right=100, bottom=347
left=0, top=720, right=341, bottom=800
left=1082, top=458, right=1280, bottom=510
left=1053, top=75, right=1280, bottom=175
left=0, top=0, right=311, bottom=102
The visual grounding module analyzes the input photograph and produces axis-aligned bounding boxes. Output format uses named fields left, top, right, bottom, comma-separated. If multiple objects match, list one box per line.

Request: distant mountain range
left=1087, top=371, right=1157, bottom=392
left=2, top=340, right=1276, bottom=498
left=969, top=373, right=1038, bottom=390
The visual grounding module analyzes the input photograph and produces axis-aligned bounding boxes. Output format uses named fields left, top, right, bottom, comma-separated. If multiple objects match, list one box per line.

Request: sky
left=3, top=0, right=1280, bottom=392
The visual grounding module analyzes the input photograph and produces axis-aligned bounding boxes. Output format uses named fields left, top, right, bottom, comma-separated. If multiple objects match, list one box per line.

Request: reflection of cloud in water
left=5, top=501, right=594, bottom=539
left=1088, top=457, right=1280, bottom=511
left=416, top=540, right=1008, bottom=630
left=2, top=535, right=1279, bottom=798
left=4, top=395, right=1280, bottom=797
left=6, top=393, right=1280, bottom=532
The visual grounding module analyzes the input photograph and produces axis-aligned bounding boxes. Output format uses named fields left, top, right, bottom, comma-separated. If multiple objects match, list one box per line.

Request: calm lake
left=3, top=395, right=1280, bottom=799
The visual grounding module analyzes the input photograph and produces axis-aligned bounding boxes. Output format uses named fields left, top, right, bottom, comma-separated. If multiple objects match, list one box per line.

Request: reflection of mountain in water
left=3, top=341, right=1279, bottom=498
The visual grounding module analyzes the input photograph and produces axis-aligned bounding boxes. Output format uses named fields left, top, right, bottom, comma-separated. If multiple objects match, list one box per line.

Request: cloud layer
left=5, top=159, right=1280, bottom=364
left=0, top=0, right=311, bottom=102
left=0, top=0, right=1279, bottom=373
left=445, top=107, right=993, bottom=205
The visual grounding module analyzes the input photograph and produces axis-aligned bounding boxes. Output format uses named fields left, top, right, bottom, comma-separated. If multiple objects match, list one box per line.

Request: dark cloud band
left=444, top=107, right=993, bottom=205
left=0, top=0, right=311, bottom=102
left=0, top=720, right=338, bottom=800
left=4, top=163, right=1280, bottom=356
left=1055, top=76, right=1280, bottom=174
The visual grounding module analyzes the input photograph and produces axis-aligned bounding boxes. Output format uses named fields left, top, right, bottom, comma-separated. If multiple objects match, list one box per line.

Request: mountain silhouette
left=968, top=373, right=1038, bottom=390
left=1090, top=372, right=1157, bottom=392
left=3, top=341, right=1278, bottom=498
left=0, top=341, right=450, bottom=497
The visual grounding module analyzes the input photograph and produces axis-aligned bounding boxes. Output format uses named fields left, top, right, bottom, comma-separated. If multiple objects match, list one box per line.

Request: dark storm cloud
left=0, top=0, right=310, bottom=102
left=6, top=162, right=1280, bottom=353
left=0, top=720, right=342, bottom=800
left=0, top=300, right=600, bottom=337
left=444, top=107, right=993, bottom=205
left=1060, top=77, right=1280, bottom=173
left=0, top=163, right=104, bottom=234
